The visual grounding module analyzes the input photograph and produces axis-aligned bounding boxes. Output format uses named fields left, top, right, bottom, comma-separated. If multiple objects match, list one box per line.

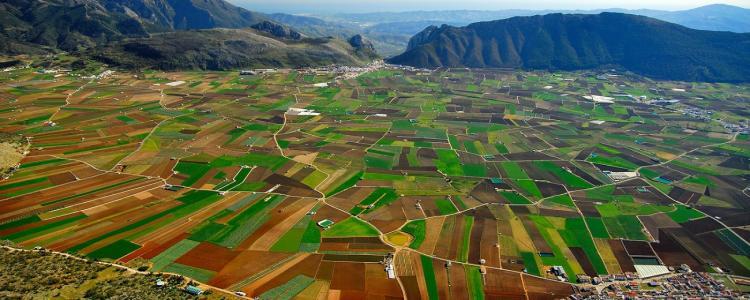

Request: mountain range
left=2, top=1, right=749, bottom=82
left=0, top=0, right=375, bottom=68
left=280, top=4, right=750, bottom=55
left=387, top=13, right=750, bottom=82
left=321, top=4, right=750, bottom=33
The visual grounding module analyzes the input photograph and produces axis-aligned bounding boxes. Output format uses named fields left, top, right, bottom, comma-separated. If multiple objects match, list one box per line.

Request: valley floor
left=0, top=61, right=749, bottom=298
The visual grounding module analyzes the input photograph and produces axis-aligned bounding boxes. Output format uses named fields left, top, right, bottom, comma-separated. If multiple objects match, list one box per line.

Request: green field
left=401, top=220, right=426, bottom=249
left=420, top=255, right=439, bottom=299
left=321, top=217, right=380, bottom=237
left=87, top=239, right=140, bottom=260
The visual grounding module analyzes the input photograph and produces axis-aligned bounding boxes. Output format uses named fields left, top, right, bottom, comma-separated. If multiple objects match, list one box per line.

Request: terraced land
left=1, top=65, right=749, bottom=298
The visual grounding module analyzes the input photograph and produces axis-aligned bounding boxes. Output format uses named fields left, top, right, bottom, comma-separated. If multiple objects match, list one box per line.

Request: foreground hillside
left=388, top=13, right=750, bottom=82
left=0, top=0, right=267, bottom=54
left=0, top=247, right=233, bottom=299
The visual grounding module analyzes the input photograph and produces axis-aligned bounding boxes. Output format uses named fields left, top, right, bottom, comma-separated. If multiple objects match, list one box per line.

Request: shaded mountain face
left=90, top=28, right=375, bottom=70
left=348, top=34, right=377, bottom=58
left=0, top=0, right=267, bottom=53
left=251, top=20, right=303, bottom=40
left=388, top=13, right=750, bottom=82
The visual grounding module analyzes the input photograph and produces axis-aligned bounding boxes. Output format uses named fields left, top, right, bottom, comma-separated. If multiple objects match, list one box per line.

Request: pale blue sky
left=228, top=0, right=749, bottom=13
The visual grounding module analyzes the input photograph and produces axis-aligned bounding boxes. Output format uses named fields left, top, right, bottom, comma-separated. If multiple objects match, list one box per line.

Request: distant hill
left=324, top=4, right=750, bottom=33
left=90, top=28, right=377, bottom=70
left=639, top=4, right=750, bottom=33
left=388, top=13, right=750, bottom=82
left=267, top=13, right=407, bottom=56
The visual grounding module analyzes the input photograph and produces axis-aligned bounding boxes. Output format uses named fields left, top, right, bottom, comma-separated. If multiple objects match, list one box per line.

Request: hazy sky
left=229, top=0, right=749, bottom=13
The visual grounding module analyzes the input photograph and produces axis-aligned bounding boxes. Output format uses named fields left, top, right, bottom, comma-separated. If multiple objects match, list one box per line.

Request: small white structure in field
left=166, top=80, right=185, bottom=86
left=607, top=171, right=638, bottom=181
left=583, top=95, right=615, bottom=104
left=287, top=107, right=320, bottom=116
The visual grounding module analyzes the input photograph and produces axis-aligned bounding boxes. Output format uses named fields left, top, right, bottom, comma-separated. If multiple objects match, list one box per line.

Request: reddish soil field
left=574, top=201, right=602, bottom=217
left=312, top=204, right=350, bottom=224
left=681, top=217, right=724, bottom=235
left=479, top=218, right=502, bottom=268
left=245, top=198, right=316, bottom=251
left=470, top=181, right=504, bottom=203
left=322, top=254, right=384, bottom=262
left=536, top=181, right=567, bottom=197
left=209, top=251, right=294, bottom=288
left=668, top=187, right=703, bottom=205
left=483, top=268, right=526, bottom=299
left=362, top=204, right=408, bottom=233
left=320, top=237, right=392, bottom=253
left=316, top=260, right=335, bottom=281
left=523, top=274, right=573, bottom=299
left=447, top=216, right=467, bottom=261
left=520, top=216, right=554, bottom=255
left=448, top=264, right=469, bottom=299
left=570, top=247, right=596, bottom=276
left=140, top=158, right=178, bottom=178
left=640, top=213, right=680, bottom=242
left=0, top=173, right=146, bottom=220
left=44, top=200, right=180, bottom=252
left=430, top=258, right=450, bottom=299
left=539, top=208, right=579, bottom=218
left=364, top=263, right=403, bottom=298
left=503, top=151, right=556, bottom=161
left=651, top=228, right=705, bottom=271
left=433, top=215, right=457, bottom=259
left=174, top=242, right=241, bottom=272
left=251, top=254, right=322, bottom=296
left=121, top=233, right=189, bottom=262
left=0, top=212, right=87, bottom=237
left=398, top=197, right=431, bottom=219
left=399, top=276, right=422, bottom=299
left=46, top=172, right=78, bottom=185
left=330, top=262, right=366, bottom=291
left=622, top=240, right=657, bottom=257
left=608, top=239, right=636, bottom=272
left=327, top=187, right=373, bottom=212
left=469, top=218, right=491, bottom=264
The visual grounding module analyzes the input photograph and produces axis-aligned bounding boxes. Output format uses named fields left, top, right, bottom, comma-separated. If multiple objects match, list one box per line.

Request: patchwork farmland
left=1, top=64, right=749, bottom=298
